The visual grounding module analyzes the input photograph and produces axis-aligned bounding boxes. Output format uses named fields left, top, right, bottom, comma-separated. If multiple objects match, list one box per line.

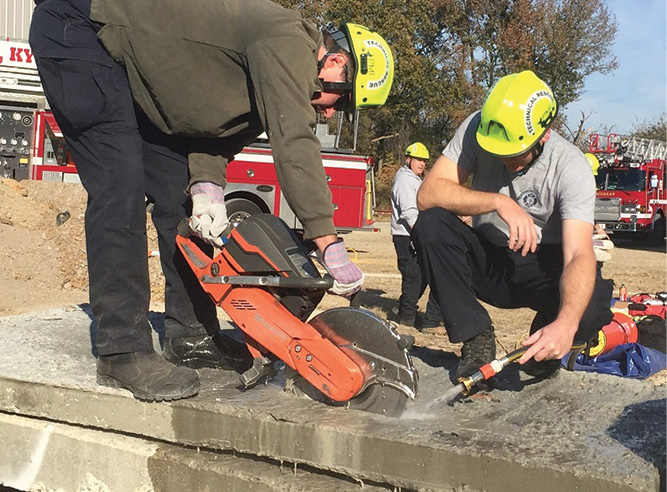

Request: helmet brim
left=476, top=106, right=557, bottom=158
left=476, top=129, right=546, bottom=158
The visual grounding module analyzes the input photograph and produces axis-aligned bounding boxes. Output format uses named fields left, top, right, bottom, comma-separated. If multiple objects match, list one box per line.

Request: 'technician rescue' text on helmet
left=476, top=70, right=558, bottom=158
left=405, top=142, right=429, bottom=160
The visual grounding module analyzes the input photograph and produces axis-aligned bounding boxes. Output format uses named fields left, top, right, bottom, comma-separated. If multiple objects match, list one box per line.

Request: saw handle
left=177, top=217, right=192, bottom=238
left=214, top=274, right=334, bottom=290
left=178, top=218, right=334, bottom=290
left=275, top=275, right=334, bottom=290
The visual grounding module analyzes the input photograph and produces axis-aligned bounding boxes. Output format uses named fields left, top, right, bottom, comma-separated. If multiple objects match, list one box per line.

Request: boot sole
left=173, top=357, right=237, bottom=370
left=96, top=374, right=200, bottom=402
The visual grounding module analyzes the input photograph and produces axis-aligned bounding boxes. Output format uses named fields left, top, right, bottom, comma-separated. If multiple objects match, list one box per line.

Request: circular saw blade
left=286, top=307, right=418, bottom=418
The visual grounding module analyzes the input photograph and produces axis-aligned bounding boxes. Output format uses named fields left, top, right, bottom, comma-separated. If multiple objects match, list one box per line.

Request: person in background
left=391, top=142, right=443, bottom=331
left=30, top=0, right=394, bottom=402
left=585, top=152, right=614, bottom=263
left=414, top=71, right=613, bottom=388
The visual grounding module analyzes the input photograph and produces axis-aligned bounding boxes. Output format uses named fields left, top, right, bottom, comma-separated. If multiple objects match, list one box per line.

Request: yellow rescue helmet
left=476, top=70, right=558, bottom=157
left=405, top=142, right=429, bottom=160
left=324, top=23, right=394, bottom=120
left=585, top=153, right=600, bottom=175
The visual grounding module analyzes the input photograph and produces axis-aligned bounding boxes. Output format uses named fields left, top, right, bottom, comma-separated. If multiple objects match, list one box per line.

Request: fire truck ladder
left=0, top=64, right=44, bottom=106
left=620, top=136, right=667, bottom=162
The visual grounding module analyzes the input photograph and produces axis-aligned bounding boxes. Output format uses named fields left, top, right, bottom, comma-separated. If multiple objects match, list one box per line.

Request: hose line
left=457, top=341, right=589, bottom=395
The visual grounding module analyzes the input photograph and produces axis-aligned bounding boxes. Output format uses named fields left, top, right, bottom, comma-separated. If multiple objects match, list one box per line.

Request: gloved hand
left=189, top=181, right=230, bottom=248
left=319, top=239, right=364, bottom=297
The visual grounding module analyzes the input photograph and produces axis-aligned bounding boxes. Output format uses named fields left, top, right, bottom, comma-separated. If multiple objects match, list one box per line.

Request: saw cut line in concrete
left=0, top=306, right=663, bottom=491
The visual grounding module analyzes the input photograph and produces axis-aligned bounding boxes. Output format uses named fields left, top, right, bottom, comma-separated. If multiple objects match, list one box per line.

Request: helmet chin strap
left=515, top=142, right=544, bottom=177
left=318, top=79, right=352, bottom=92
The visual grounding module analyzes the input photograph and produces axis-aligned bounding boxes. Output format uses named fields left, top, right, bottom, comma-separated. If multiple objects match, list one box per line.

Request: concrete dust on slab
left=0, top=305, right=664, bottom=491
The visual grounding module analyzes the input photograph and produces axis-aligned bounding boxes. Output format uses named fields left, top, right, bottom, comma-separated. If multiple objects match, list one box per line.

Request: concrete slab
left=0, top=305, right=664, bottom=491
left=0, top=412, right=386, bottom=492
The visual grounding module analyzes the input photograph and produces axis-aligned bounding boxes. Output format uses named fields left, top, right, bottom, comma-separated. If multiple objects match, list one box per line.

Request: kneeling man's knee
left=414, top=208, right=461, bottom=243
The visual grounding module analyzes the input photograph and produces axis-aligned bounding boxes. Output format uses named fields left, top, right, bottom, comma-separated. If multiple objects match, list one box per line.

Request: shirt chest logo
left=517, top=189, right=542, bottom=209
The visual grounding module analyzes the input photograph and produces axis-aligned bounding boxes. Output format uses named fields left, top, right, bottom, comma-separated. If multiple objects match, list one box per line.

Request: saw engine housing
left=223, top=214, right=324, bottom=321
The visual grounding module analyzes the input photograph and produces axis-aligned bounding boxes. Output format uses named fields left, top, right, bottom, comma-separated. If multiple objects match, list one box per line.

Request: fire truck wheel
left=226, top=198, right=263, bottom=228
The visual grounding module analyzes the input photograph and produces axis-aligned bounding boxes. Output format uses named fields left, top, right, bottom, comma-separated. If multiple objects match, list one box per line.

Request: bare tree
left=562, top=110, right=594, bottom=149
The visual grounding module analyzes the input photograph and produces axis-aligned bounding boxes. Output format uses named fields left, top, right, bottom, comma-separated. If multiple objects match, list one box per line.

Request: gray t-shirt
left=442, top=111, right=595, bottom=246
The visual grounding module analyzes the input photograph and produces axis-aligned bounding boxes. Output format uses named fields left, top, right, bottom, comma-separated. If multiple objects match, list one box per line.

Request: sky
left=563, top=0, right=667, bottom=136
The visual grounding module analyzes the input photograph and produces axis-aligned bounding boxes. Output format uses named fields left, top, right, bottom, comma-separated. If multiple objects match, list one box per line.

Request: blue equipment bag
left=562, top=343, right=667, bottom=379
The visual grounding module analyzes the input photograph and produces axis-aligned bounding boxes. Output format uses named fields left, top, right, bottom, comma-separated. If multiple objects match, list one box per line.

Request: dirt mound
left=0, top=178, right=163, bottom=315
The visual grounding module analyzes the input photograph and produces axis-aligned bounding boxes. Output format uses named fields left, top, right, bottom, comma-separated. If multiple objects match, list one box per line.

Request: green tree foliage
left=534, top=0, right=618, bottom=108
left=631, top=114, right=667, bottom=142
left=277, top=0, right=471, bottom=166
left=446, top=0, right=618, bottom=110
left=274, top=0, right=618, bottom=206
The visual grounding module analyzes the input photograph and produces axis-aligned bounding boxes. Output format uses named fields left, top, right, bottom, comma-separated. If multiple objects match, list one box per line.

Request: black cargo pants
left=412, top=208, right=613, bottom=344
left=392, top=235, right=441, bottom=325
left=30, top=0, right=218, bottom=355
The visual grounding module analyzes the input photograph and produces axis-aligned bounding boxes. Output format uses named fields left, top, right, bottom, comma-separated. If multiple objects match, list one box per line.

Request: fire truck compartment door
left=44, top=113, right=63, bottom=138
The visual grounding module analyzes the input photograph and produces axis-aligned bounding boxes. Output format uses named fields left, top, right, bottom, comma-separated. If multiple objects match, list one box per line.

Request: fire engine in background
left=0, top=38, right=46, bottom=181
left=224, top=136, right=376, bottom=231
left=589, top=133, right=666, bottom=243
left=0, top=38, right=376, bottom=231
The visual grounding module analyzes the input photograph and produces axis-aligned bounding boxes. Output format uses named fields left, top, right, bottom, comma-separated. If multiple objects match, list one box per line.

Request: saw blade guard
left=308, top=308, right=418, bottom=400
left=288, top=307, right=419, bottom=417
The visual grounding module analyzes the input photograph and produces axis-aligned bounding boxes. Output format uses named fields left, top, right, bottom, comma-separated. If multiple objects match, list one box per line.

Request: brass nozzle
left=457, top=376, right=475, bottom=395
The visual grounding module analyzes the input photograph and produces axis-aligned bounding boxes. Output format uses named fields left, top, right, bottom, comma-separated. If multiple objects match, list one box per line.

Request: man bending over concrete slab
left=29, top=0, right=392, bottom=402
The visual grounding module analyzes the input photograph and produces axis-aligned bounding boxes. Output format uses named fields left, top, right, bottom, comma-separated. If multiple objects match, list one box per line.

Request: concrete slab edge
left=0, top=377, right=659, bottom=492
left=0, top=412, right=391, bottom=492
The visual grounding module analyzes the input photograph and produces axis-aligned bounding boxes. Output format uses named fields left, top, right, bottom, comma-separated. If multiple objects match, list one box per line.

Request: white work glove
left=318, top=239, right=364, bottom=297
left=189, top=181, right=230, bottom=248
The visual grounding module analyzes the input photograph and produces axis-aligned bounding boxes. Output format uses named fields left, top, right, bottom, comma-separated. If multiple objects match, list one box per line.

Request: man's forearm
left=557, top=251, right=596, bottom=332
left=417, top=177, right=503, bottom=215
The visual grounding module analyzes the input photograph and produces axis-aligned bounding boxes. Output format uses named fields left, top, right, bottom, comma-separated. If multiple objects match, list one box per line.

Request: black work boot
left=97, top=352, right=199, bottom=402
left=164, top=333, right=253, bottom=372
left=455, top=326, right=496, bottom=391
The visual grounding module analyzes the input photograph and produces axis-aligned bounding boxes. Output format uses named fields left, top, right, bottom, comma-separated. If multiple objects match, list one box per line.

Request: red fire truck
left=2, top=39, right=376, bottom=231
left=0, top=38, right=44, bottom=181
left=589, top=133, right=666, bottom=242
left=224, top=140, right=376, bottom=231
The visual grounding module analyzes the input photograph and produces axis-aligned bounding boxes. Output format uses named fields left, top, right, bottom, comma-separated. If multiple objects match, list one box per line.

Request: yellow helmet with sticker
left=324, top=23, right=394, bottom=120
left=476, top=70, right=558, bottom=157
left=585, top=153, right=600, bottom=175
left=405, top=142, right=429, bottom=160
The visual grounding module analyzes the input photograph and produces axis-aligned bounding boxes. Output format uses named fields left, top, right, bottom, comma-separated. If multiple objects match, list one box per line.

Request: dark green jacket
left=90, top=0, right=335, bottom=239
